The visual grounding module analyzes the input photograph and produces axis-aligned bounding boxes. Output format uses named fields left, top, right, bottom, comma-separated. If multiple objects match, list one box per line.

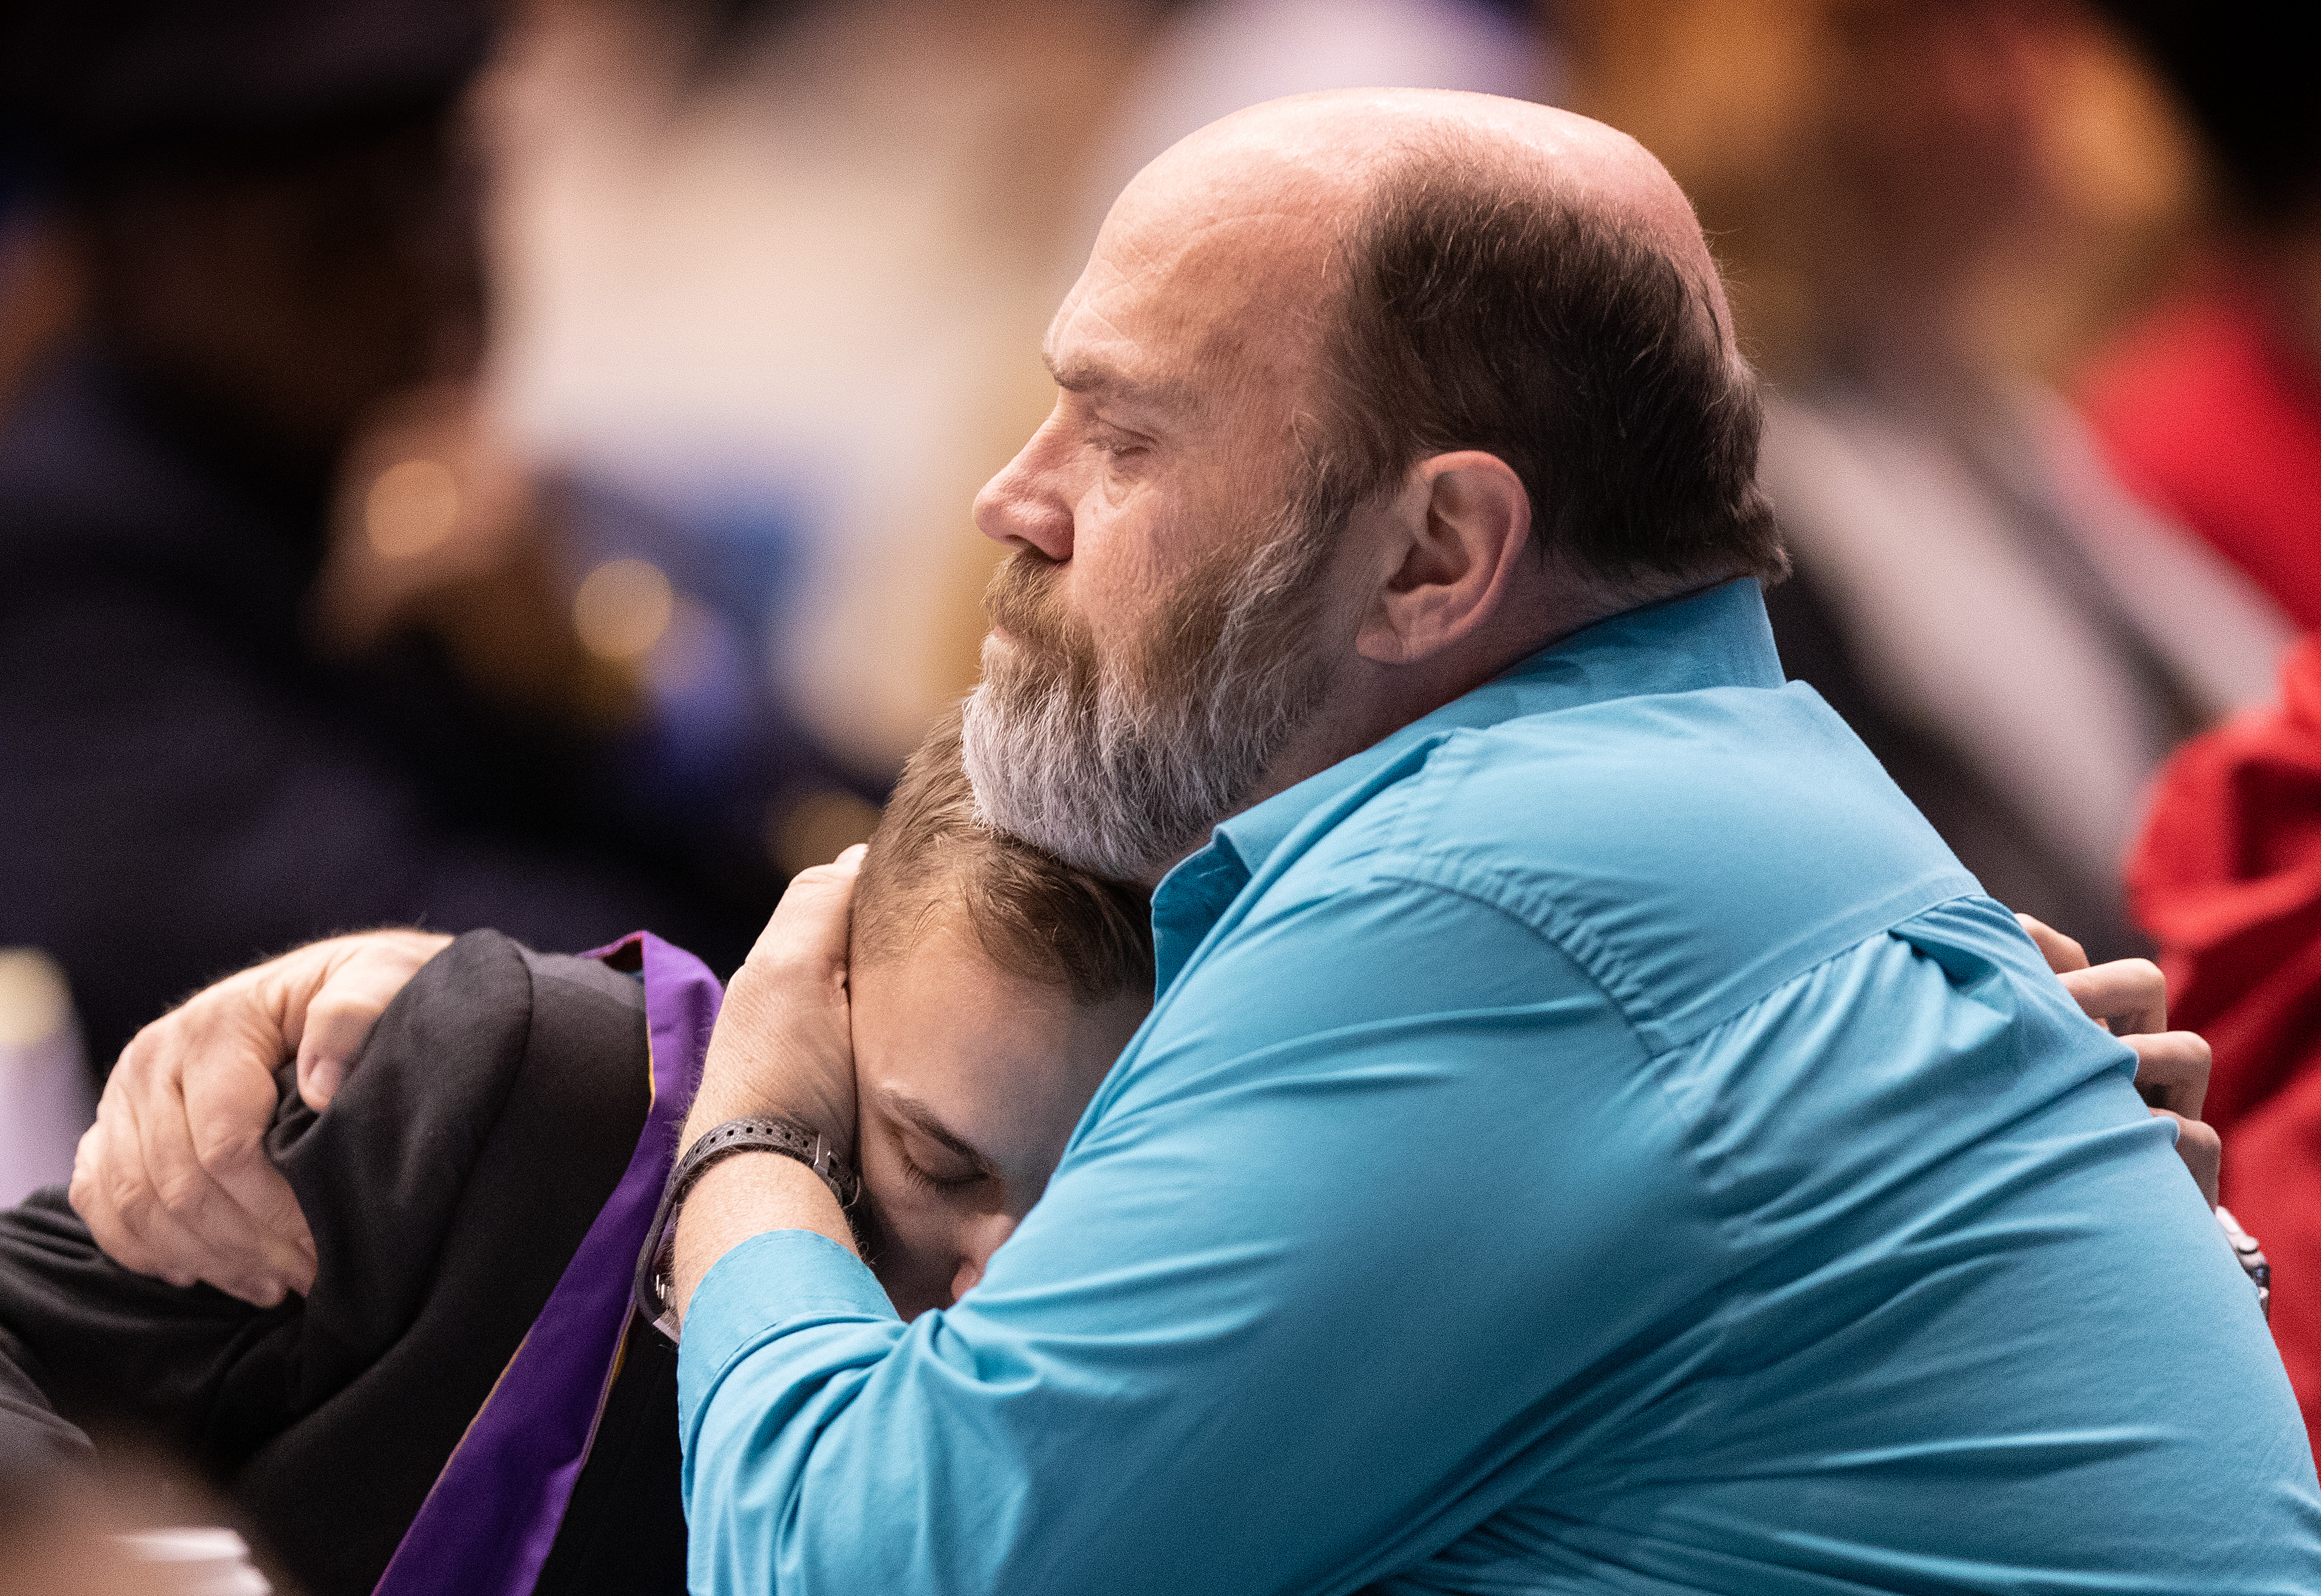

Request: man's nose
left=972, top=428, right=1075, bottom=562
left=948, top=1212, right=1020, bottom=1305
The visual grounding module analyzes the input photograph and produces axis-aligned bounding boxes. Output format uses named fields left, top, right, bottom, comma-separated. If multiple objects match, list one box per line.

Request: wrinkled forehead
left=1045, top=142, right=1355, bottom=405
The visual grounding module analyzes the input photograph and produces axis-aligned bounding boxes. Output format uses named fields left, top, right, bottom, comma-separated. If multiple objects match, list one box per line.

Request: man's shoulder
left=1323, top=677, right=1966, bottom=908
left=1287, top=680, right=1983, bottom=1054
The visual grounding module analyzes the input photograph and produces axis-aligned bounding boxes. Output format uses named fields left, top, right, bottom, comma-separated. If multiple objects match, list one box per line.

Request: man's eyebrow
left=1042, top=351, right=1116, bottom=395
left=1042, top=351, right=1186, bottom=414
left=877, top=1089, right=1000, bottom=1176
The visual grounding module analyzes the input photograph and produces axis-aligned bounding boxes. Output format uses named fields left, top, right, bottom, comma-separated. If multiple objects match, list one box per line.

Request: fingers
left=748, top=844, right=866, bottom=976
left=75, top=1052, right=284, bottom=1303
left=2016, top=915, right=2089, bottom=974
left=2121, top=1028, right=2211, bottom=1123
left=69, top=1110, right=186, bottom=1285
left=292, top=931, right=449, bottom=1109
left=64, top=934, right=440, bottom=1305
left=107, top=998, right=310, bottom=1305
left=76, top=1026, right=210, bottom=1287
left=73, top=1115, right=246, bottom=1298
left=2017, top=914, right=2168, bottom=1031
left=2056, top=957, right=2168, bottom=1037
left=2154, top=1109, right=2222, bottom=1209
left=699, top=845, right=868, bottom=1159
left=184, top=1025, right=318, bottom=1295
left=2013, top=919, right=2216, bottom=1206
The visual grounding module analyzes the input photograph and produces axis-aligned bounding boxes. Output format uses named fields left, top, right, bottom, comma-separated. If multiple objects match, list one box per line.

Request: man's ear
left=1354, top=451, right=1532, bottom=665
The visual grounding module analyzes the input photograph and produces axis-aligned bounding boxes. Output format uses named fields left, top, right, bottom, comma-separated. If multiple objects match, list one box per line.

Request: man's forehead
left=1043, top=196, right=1338, bottom=409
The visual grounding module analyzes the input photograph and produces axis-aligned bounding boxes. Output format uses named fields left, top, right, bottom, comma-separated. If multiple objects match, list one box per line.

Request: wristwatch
left=633, top=1115, right=860, bottom=1340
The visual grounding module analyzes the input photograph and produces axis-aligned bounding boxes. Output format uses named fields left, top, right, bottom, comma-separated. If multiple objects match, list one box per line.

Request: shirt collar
left=1150, top=577, right=1783, bottom=991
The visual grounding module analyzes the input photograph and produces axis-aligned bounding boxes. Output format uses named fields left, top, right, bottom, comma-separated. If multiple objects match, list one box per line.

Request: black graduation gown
left=0, top=931, right=687, bottom=1595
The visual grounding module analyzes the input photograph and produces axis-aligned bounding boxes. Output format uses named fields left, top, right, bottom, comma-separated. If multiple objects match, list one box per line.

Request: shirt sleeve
left=675, top=877, right=1727, bottom=1595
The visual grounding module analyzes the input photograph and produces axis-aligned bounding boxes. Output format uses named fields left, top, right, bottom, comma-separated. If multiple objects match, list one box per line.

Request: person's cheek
left=866, top=1192, right=968, bottom=1321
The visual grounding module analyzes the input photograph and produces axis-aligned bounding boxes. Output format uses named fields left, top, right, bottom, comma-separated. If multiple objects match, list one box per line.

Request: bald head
left=1128, top=90, right=1730, bottom=339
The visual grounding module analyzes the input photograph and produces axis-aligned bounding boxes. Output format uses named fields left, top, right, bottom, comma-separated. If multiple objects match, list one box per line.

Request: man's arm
left=672, top=873, right=2249, bottom=1596
left=672, top=878, right=1739, bottom=1594
left=72, top=902, right=2211, bottom=1315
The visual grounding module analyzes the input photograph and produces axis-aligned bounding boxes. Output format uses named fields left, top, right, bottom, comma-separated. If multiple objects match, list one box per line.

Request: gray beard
left=960, top=509, right=1339, bottom=882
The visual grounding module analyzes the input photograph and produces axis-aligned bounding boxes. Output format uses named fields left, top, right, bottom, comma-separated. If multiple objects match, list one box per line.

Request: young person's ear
left=1354, top=451, right=1532, bottom=666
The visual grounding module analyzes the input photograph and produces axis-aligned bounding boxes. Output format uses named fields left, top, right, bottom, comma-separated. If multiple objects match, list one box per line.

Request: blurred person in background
left=0, top=0, right=788, bottom=1075
left=2131, top=637, right=2321, bottom=1452
left=2079, top=0, right=2321, bottom=630
left=1565, top=0, right=2294, bottom=962
left=2107, top=0, right=2321, bottom=1466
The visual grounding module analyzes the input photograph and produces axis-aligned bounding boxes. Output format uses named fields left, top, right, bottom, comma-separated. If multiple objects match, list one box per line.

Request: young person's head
left=963, top=90, right=1778, bottom=884
left=848, top=713, right=1153, bottom=1319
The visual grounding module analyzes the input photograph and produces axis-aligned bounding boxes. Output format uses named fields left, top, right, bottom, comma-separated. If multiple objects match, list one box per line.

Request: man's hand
left=69, top=930, right=451, bottom=1305
left=681, top=848, right=866, bottom=1159
left=673, top=848, right=866, bottom=1323
left=2017, top=915, right=2220, bottom=1207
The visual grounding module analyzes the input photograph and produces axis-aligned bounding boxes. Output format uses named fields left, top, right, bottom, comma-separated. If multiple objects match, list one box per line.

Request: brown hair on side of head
left=852, top=708, right=1155, bottom=1006
left=1317, top=131, right=1787, bottom=595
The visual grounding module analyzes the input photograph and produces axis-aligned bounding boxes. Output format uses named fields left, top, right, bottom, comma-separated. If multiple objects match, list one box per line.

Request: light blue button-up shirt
left=679, top=578, right=2321, bottom=1594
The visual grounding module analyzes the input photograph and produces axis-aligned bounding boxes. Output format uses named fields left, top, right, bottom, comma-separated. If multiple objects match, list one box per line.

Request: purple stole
left=371, top=932, right=719, bottom=1596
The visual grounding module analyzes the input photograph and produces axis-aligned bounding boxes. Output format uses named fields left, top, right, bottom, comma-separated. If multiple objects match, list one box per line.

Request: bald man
left=61, top=91, right=2321, bottom=1593
left=659, top=91, right=2318, bottom=1591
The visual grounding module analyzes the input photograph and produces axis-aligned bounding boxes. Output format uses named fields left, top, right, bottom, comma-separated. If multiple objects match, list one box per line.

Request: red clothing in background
left=2082, top=287, right=2321, bottom=632
left=2129, top=637, right=2321, bottom=1441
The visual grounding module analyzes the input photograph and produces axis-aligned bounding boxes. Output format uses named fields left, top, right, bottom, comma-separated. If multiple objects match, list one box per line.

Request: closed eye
left=898, top=1148, right=993, bottom=1194
left=879, top=1087, right=1001, bottom=1191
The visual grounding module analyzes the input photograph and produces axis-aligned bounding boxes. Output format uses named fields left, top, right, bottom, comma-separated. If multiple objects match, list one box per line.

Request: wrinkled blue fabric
left=681, top=578, right=2321, bottom=1594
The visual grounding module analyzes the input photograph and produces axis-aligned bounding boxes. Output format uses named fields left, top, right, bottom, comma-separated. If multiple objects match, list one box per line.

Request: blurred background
left=0, top=0, right=1542, bottom=1126
left=1, top=0, right=2315, bottom=1406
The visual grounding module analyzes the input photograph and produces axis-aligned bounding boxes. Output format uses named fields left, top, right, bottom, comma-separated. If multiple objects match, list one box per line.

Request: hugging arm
left=676, top=884, right=1644, bottom=1595
left=5, top=934, right=675, bottom=1596
left=672, top=886, right=2247, bottom=1596
left=74, top=903, right=2226, bottom=1314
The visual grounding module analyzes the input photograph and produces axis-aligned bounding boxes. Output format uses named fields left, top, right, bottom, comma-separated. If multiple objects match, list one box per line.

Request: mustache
left=983, top=549, right=1082, bottom=657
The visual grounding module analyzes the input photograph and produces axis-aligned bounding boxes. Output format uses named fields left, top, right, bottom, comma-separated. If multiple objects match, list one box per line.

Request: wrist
left=671, top=1152, right=855, bottom=1324
left=684, top=1023, right=858, bottom=1162
left=641, top=1113, right=862, bottom=1335
left=682, top=1085, right=850, bottom=1165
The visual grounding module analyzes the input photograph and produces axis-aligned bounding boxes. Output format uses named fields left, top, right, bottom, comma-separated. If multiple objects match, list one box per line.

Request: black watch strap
left=633, top=1115, right=859, bottom=1340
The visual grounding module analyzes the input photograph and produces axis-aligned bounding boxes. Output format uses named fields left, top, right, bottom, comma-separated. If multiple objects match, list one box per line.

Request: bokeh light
left=573, top=558, right=675, bottom=661
left=364, top=458, right=460, bottom=559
